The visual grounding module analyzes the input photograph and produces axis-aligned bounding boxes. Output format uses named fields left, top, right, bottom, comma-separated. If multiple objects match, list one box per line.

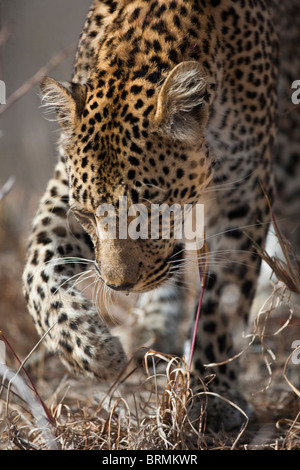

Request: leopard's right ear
left=155, top=61, right=208, bottom=142
left=40, top=77, right=87, bottom=129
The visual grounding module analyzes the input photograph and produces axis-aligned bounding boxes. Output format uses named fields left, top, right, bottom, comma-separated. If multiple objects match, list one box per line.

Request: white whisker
left=53, top=269, right=95, bottom=295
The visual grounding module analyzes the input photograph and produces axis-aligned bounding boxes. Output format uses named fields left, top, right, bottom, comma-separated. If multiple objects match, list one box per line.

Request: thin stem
left=0, top=329, right=55, bottom=424
left=188, top=241, right=209, bottom=371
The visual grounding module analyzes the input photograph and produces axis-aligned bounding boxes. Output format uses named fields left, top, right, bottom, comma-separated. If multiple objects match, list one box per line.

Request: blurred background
left=0, top=0, right=91, bottom=199
left=0, top=0, right=91, bottom=357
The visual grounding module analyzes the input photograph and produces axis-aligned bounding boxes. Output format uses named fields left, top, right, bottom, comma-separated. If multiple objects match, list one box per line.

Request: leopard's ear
left=40, top=77, right=87, bottom=129
left=155, top=61, right=208, bottom=141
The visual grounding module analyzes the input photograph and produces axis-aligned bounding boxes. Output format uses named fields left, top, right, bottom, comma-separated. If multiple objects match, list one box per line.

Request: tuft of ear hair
left=40, top=77, right=87, bottom=130
left=155, top=61, right=208, bottom=142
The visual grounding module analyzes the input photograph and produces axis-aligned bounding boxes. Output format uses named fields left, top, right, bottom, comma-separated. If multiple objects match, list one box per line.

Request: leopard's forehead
left=79, top=70, right=159, bottom=158
left=66, top=111, right=208, bottom=211
left=65, top=79, right=210, bottom=210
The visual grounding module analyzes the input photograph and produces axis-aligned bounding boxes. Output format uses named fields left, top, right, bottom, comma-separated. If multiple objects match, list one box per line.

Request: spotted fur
left=23, top=0, right=300, bottom=429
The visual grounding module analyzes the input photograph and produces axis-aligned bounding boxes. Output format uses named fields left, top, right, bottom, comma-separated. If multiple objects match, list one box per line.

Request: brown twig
left=0, top=23, right=14, bottom=80
left=0, top=42, right=76, bottom=115
left=0, top=24, right=14, bottom=49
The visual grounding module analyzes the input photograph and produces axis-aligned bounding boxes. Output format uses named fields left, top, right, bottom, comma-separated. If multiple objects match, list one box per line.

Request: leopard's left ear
left=155, top=61, right=208, bottom=141
left=40, top=77, right=87, bottom=129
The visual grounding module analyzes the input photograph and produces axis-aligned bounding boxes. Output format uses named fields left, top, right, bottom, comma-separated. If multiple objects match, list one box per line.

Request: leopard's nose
left=96, top=238, right=141, bottom=291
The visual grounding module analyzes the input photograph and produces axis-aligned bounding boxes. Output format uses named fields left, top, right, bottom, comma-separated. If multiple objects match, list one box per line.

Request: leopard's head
left=41, top=61, right=213, bottom=292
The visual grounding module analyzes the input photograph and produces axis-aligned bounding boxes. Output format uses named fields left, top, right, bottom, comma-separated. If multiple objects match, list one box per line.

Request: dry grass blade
left=246, top=191, right=300, bottom=295
left=197, top=391, right=249, bottom=450
left=103, top=397, right=132, bottom=450
left=245, top=281, right=295, bottom=394
left=0, top=329, right=54, bottom=423
left=188, top=240, right=209, bottom=370
left=0, top=363, right=57, bottom=449
left=283, top=346, right=300, bottom=398
left=276, top=412, right=300, bottom=450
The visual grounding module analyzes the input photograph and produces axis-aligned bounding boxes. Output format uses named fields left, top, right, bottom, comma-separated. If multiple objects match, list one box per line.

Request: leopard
left=23, top=0, right=300, bottom=430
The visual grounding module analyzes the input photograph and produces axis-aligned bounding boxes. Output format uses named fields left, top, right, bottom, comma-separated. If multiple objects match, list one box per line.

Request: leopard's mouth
left=105, top=275, right=142, bottom=294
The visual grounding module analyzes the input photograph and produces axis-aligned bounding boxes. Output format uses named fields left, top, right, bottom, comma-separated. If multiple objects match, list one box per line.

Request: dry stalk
left=0, top=43, right=76, bottom=116
left=188, top=240, right=209, bottom=370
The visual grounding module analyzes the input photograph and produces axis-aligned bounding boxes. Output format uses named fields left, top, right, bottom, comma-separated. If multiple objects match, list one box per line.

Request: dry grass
left=0, top=188, right=300, bottom=451
left=1, top=344, right=300, bottom=451
left=0, top=350, right=206, bottom=450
